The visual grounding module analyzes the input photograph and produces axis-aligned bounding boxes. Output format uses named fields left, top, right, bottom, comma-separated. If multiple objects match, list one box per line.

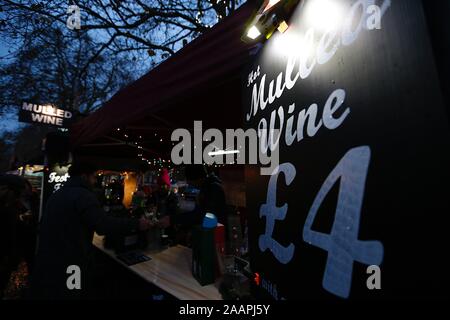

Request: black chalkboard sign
left=243, top=0, right=450, bottom=300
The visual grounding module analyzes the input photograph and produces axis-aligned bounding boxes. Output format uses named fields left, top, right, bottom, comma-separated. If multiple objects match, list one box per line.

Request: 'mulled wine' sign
left=19, top=102, right=74, bottom=128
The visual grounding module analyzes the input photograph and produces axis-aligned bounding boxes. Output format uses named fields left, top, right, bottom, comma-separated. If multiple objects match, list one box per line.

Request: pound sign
left=259, top=163, right=296, bottom=264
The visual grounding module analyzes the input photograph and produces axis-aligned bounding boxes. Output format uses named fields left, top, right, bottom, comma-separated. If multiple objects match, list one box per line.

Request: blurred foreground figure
left=0, top=174, right=28, bottom=299
left=30, top=162, right=151, bottom=300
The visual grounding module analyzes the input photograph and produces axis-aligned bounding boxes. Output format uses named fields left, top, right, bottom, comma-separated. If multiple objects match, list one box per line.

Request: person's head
left=68, top=161, right=98, bottom=187
left=184, top=165, right=207, bottom=188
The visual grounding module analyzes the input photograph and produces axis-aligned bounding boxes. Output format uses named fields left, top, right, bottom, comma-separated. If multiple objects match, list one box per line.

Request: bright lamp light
left=247, top=25, right=262, bottom=40
left=305, top=0, right=344, bottom=32
left=242, top=0, right=300, bottom=43
left=277, top=20, right=289, bottom=33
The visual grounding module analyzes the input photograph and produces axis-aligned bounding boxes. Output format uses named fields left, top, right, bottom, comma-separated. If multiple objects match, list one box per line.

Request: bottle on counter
left=192, top=213, right=217, bottom=286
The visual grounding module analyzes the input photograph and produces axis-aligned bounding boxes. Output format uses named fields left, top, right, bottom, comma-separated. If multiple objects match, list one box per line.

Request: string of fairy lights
left=115, top=127, right=232, bottom=171
left=115, top=127, right=173, bottom=169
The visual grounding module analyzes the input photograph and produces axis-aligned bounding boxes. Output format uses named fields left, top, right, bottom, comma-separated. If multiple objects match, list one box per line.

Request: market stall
left=68, top=1, right=257, bottom=301
left=68, top=0, right=450, bottom=301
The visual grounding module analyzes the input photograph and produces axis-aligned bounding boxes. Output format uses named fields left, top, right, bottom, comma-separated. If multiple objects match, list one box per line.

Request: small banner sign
left=19, top=102, right=75, bottom=128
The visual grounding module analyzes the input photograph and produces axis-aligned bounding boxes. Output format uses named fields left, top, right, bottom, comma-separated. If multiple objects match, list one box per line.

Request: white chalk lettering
left=246, top=0, right=391, bottom=122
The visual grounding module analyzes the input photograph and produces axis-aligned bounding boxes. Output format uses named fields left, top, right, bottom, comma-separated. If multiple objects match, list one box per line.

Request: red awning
left=70, top=2, right=257, bottom=152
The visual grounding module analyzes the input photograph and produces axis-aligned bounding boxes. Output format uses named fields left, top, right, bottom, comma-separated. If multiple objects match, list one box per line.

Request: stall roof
left=70, top=2, right=258, bottom=158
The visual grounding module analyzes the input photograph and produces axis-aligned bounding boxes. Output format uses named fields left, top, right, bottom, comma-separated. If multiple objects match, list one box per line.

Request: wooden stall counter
left=92, top=234, right=222, bottom=300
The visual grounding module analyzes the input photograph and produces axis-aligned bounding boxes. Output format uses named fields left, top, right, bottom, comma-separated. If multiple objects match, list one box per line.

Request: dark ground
left=3, top=261, right=29, bottom=300
left=2, top=249, right=176, bottom=300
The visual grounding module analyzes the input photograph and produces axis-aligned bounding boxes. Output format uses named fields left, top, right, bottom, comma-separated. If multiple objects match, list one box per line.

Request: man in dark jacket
left=31, top=162, right=151, bottom=299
